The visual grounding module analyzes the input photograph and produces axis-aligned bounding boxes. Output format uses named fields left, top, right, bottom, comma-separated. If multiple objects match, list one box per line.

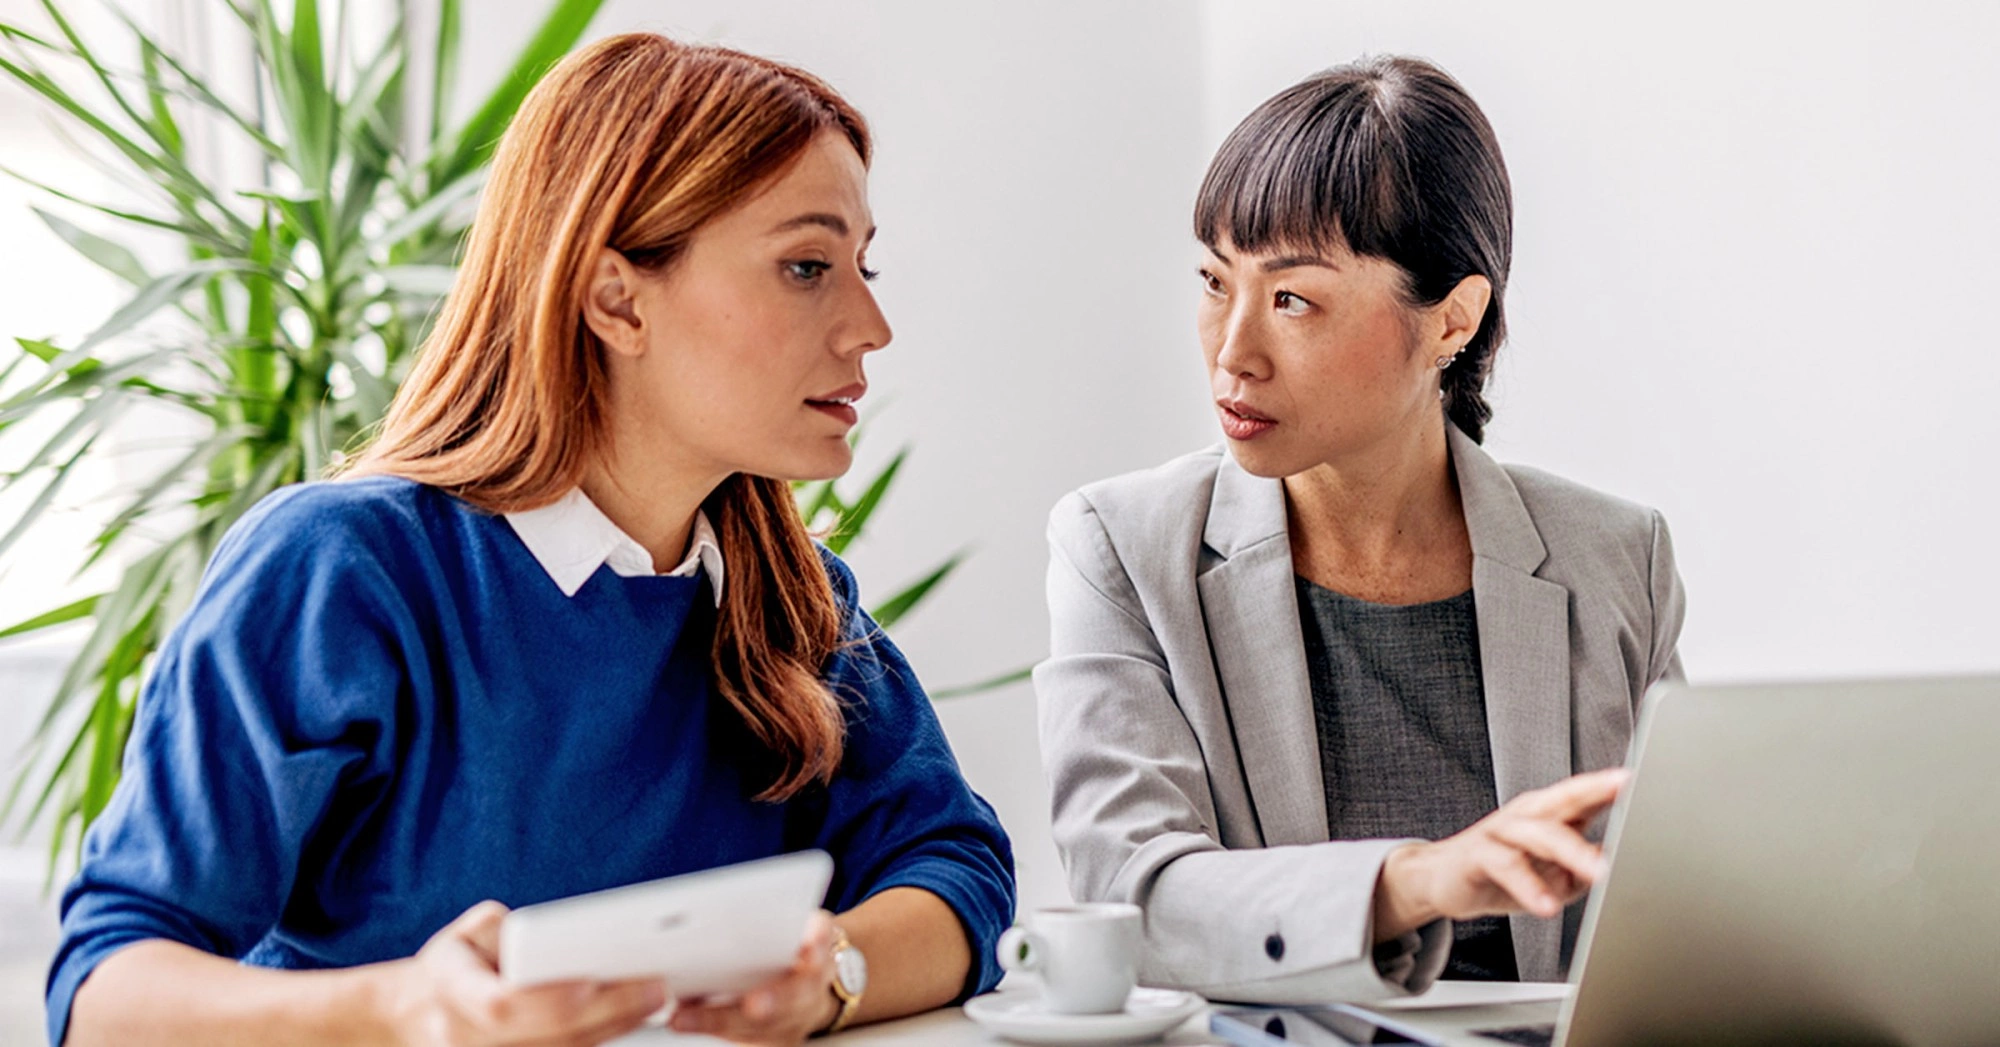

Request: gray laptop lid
left=1559, top=676, right=2000, bottom=1047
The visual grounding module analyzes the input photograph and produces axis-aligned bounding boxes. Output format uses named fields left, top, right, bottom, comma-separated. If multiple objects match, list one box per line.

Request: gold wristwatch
left=823, top=925, right=867, bottom=1035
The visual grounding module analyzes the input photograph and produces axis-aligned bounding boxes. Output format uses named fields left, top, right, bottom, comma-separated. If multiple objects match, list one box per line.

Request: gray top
left=1295, top=577, right=1517, bottom=982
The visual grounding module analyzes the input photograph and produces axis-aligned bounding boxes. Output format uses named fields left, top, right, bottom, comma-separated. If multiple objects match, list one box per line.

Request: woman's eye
left=1199, top=269, right=1225, bottom=297
left=859, top=265, right=881, bottom=283
left=786, top=260, right=832, bottom=283
left=1274, top=291, right=1310, bottom=316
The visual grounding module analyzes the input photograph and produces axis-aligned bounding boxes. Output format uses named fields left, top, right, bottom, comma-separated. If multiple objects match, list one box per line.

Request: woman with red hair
left=49, top=34, right=1012, bottom=1047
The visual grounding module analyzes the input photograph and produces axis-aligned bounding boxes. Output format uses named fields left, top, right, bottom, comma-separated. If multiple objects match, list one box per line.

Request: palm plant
left=0, top=0, right=1020, bottom=877
left=796, top=444, right=1031, bottom=700
left=0, top=0, right=610, bottom=872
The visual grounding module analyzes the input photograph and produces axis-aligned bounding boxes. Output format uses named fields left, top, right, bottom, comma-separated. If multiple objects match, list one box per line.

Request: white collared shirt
left=504, top=488, right=725, bottom=604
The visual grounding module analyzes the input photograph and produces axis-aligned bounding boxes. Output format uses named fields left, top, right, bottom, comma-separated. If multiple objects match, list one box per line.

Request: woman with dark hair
left=49, top=34, right=1012, bottom=1047
left=1036, top=55, right=1685, bottom=1002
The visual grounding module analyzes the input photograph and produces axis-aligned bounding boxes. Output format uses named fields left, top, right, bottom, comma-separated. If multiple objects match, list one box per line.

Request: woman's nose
left=1214, top=307, right=1269, bottom=381
left=842, top=283, right=893, bottom=357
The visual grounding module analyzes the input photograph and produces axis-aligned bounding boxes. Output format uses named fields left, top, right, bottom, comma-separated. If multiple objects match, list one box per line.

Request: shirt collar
left=504, top=488, right=725, bottom=604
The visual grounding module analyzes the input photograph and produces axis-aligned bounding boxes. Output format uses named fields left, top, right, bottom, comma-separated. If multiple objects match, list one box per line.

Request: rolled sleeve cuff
left=867, top=858, right=1016, bottom=1002
left=46, top=932, right=157, bottom=1047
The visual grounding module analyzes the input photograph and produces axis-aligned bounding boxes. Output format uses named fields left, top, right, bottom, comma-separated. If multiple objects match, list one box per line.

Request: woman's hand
left=667, top=911, right=840, bottom=1046
left=1373, top=768, right=1629, bottom=940
left=381, top=900, right=669, bottom=1046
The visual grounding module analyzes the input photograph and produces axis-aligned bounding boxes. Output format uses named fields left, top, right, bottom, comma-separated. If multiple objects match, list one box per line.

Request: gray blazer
left=1034, top=426, right=1686, bottom=1003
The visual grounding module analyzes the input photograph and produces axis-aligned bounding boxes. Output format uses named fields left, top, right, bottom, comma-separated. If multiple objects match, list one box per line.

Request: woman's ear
left=1436, top=274, right=1493, bottom=353
left=582, top=248, right=648, bottom=358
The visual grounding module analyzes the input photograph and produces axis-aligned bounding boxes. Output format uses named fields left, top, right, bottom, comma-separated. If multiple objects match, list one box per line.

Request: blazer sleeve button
left=1264, top=933, right=1286, bottom=961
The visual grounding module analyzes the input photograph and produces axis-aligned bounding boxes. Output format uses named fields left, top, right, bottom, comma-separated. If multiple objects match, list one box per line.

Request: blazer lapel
left=1452, top=427, right=1573, bottom=981
left=1196, top=451, right=1328, bottom=848
left=1196, top=433, right=1577, bottom=977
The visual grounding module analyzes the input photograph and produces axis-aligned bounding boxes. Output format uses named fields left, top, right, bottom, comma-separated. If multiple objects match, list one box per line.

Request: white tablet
left=499, top=850, right=835, bottom=998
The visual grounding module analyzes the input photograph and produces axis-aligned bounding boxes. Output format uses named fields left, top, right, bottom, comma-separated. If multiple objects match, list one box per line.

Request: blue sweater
left=46, top=478, right=1015, bottom=1045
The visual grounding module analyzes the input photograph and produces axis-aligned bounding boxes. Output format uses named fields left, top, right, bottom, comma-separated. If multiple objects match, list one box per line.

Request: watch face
left=834, top=944, right=868, bottom=996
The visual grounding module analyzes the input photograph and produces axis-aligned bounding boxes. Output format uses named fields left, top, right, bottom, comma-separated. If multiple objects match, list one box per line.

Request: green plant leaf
left=84, top=427, right=255, bottom=573
left=33, top=207, right=149, bottom=286
left=0, top=51, right=162, bottom=185
left=15, top=338, right=59, bottom=365
left=868, top=550, right=965, bottom=630
left=0, top=437, right=96, bottom=563
left=0, top=345, right=177, bottom=425
left=0, top=594, right=100, bottom=642
left=235, top=187, right=323, bottom=255
left=324, top=342, right=393, bottom=424
left=21, top=536, right=178, bottom=751
left=287, top=0, right=325, bottom=99
left=0, top=27, right=249, bottom=240
left=77, top=672, right=123, bottom=823
left=3, top=387, right=124, bottom=480
left=929, top=665, right=1035, bottom=701
left=3, top=698, right=86, bottom=832
left=79, top=621, right=147, bottom=822
left=245, top=208, right=276, bottom=345
left=207, top=443, right=297, bottom=527
left=0, top=21, right=60, bottom=51
left=137, top=39, right=185, bottom=158
left=824, top=447, right=907, bottom=556
left=60, top=259, right=268, bottom=368
left=41, top=789, right=73, bottom=889
left=368, top=169, right=484, bottom=252
left=430, top=0, right=604, bottom=186
left=276, top=0, right=333, bottom=183
left=97, top=5, right=283, bottom=158
left=342, top=15, right=404, bottom=141
left=378, top=264, right=456, bottom=297
left=333, top=10, right=405, bottom=239
left=245, top=0, right=331, bottom=241
left=0, top=163, right=231, bottom=248
left=795, top=479, right=843, bottom=531
left=41, top=781, right=76, bottom=887
left=430, top=0, right=460, bottom=146
left=33, top=0, right=161, bottom=158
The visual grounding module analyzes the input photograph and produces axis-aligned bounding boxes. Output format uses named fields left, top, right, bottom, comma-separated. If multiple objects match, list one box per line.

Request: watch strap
left=823, top=926, right=863, bottom=1036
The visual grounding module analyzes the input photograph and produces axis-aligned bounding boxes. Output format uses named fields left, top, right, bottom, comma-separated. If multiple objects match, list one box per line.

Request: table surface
left=609, top=987, right=1218, bottom=1047
left=613, top=983, right=1572, bottom=1047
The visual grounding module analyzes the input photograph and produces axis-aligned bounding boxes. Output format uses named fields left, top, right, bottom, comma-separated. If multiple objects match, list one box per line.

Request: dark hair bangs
left=1194, top=76, right=1409, bottom=262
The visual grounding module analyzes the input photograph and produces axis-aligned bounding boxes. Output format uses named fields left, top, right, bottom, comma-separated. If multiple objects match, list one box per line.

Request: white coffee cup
left=996, top=902, right=1143, bottom=1015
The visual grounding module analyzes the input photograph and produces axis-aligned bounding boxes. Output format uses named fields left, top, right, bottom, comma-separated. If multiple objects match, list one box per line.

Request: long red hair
left=342, top=33, right=867, bottom=800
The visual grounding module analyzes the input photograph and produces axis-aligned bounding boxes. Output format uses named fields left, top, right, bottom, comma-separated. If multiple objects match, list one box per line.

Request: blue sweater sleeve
left=46, top=486, right=410, bottom=1046
left=805, top=549, right=1017, bottom=1001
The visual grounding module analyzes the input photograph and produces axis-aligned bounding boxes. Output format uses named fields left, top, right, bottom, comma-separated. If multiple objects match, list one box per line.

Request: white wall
left=444, top=0, right=2000, bottom=913
left=1201, top=0, right=2000, bottom=681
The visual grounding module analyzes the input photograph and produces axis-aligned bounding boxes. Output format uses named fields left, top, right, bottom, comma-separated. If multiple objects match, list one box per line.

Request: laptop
left=1215, top=675, right=2000, bottom=1047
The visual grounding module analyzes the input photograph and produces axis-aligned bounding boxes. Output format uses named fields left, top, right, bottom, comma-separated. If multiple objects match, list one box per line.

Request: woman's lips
left=807, top=400, right=859, bottom=426
left=807, top=381, right=865, bottom=427
left=1217, top=400, right=1277, bottom=441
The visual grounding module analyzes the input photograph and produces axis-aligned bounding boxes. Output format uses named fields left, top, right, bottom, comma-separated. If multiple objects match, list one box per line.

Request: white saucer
left=962, top=987, right=1205, bottom=1045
